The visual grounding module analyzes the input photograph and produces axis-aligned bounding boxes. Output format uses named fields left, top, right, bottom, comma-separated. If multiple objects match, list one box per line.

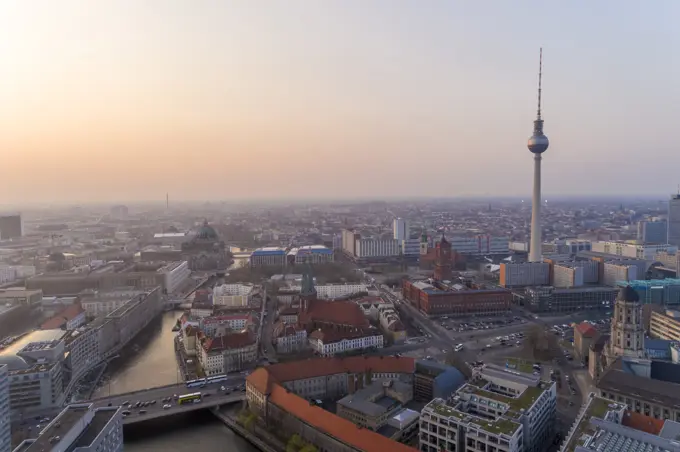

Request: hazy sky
left=1, top=1, right=679, bottom=204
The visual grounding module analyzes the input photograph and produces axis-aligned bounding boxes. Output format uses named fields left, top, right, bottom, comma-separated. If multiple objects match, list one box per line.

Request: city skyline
left=1, top=1, right=680, bottom=203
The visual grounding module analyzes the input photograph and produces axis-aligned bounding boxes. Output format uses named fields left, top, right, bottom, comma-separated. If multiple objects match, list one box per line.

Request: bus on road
left=178, top=392, right=202, bottom=404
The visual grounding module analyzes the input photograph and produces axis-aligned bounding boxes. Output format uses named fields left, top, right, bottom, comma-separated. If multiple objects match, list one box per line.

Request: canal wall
left=211, top=408, right=280, bottom=452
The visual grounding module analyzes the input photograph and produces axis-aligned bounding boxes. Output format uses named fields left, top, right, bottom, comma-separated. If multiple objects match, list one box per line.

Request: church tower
left=299, top=257, right=317, bottom=312
left=434, top=233, right=452, bottom=282
left=610, top=285, right=645, bottom=358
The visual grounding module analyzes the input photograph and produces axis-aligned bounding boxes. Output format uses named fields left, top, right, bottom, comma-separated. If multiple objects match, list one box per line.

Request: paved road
left=12, top=377, right=247, bottom=433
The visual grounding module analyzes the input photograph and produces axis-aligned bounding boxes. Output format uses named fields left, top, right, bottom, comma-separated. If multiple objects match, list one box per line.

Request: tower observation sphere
left=528, top=127, right=549, bottom=154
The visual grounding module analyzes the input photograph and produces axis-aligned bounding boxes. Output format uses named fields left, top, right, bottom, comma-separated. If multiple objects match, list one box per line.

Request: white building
left=197, top=332, right=257, bottom=376
left=393, top=218, right=409, bottom=242
left=316, top=283, right=368, bottom=300
left=354, top=238, right=400, bottom=258
left=449, top=235, right=510, bottom=255
left=342, top=229, right=359, bottom=257
left=212, top=283, right=255, bottom=307
left=0, top=268, right=14, bottom=285
left=200, top=315, right=251, bottom=336
left=0, top=365, right=9, bottom=452
left=64, top=326, right=101, bottom=384
left=157, top=261, right=190, bottom=294
left=274, top=324, right=308, bottom=354
left=13, top=403, right=123, bottom=452
left=79, top=289, right=146, bottom=318
left=591, top=241, right=677, bottom=261
left=308, top=329, right=384, bottom=357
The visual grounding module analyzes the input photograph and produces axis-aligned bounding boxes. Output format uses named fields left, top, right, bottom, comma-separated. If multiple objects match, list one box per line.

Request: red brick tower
left=434, top=233, right=452, bottom=281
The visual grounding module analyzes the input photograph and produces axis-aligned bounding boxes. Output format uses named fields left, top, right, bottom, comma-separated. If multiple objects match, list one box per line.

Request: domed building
left=181, top=220, right=231, bottom=271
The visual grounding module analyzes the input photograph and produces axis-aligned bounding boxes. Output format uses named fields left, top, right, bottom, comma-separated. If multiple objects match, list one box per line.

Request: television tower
left=527, top=48, right=549, bottom=262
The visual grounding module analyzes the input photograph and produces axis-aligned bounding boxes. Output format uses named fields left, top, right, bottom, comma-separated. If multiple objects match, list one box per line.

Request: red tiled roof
left=41, top=303, right=84, bottom=330
left=268, top=384, right=417, bottom=452
left=247, top=355, right=416, bottom=395
left=621, top=411, right=665, bottom=435
left=575, top=322, right=598, bottom=338
left=202, top=331, right=254, bottom=352
left=309, top=328, right=379, bottom=344
left=299, top=299, right=369, bottom=328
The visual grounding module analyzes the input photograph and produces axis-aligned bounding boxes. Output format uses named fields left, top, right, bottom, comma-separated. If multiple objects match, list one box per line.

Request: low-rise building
left=40, top=303, right=86, bottom=330
left=336, top=379, right=413, bottom=431
left=592, top=241, right=677, bottom=261
left=308, top=328, right=384, bottom=357
left=574, top=323, right=599, bottom=362
left=250, top=247, right=287, bottom=267
left=273, top=323, right=308, bottom=354
left=13, top=403, right=123, bottom=452
left=524, top=286, right=618, bottom=313
left=200, top=314, right=252, bottom=336
left=287, top=245, right=334, bottom=264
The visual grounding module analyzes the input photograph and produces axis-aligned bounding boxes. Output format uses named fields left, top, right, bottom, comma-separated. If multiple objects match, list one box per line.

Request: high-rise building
left=0, top=364, right=9, bottom=452
left=637, top=220, right=667, bottom=244
left=527, top=49, right=549, bottom=262
left=0, top=215, right=21, bottom=241
left=393, top=218, right=409, bottom=242
left=668, top=194, right=680, bottom=247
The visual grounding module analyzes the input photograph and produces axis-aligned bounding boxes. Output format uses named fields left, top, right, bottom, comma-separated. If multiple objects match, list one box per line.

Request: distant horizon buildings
left=0, top=215, right=22, bottom=241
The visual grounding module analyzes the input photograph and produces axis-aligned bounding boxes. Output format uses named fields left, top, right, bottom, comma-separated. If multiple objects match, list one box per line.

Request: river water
left=93, top=310, right=257, bottom=451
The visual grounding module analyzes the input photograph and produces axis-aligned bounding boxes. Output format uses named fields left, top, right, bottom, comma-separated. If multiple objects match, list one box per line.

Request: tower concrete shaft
left=529, top=154, right=542, bottom=262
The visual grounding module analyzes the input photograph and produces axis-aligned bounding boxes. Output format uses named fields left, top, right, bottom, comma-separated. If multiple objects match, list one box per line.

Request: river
left=93, top=310, right=257, bottom=451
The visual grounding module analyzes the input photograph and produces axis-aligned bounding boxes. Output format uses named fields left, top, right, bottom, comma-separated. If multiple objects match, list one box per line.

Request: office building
left=637, top=220, right=668, bottom=244
left=341, top=228, right=360, bottom=257
left=250, top=247, right=287, bottom=267
left=552, top=263, right=584, bottom=288
left=499, top=262, right=550, bottom=288
left=669, top=194, right=680, bottom=247
left=402, top=280, right=511, bottom=316
left=79, top=288, right=147, bottom=317
left=0, top=365, right=8, bottom=452
left=525, top=286, right=617, bottom=313
left=413, top=360, right=465, bottom=402
left=354, top=238, right=400, bottom=259
left=602, top=262, right=638, bottom=286
left=308, top=328, right=384, bottom=357
left=401, top=238, right=421, bottom=258
left=650, top=309, right=680, bottom=342
left=448, top=235, right=510, bottom=255
left=420, top=364, right=556, bottom=452
left=287, top=245, right=334, bottom=265
left=0, top=215, right=22, bottom=241
left=197, top=331, right=257, bottom=375
left=13, top=403, right=123, bottom=452
left=393, top=218, right=409, bottom=242
left=615, top=279, right=680, bottom=306
left=591, top=241, right=677, bottom=261
left=157, top=261, right=190, bottom=294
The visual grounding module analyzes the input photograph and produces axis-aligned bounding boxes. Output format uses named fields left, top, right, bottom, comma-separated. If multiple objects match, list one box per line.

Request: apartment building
left=79, top=288, right=147, bottom=317
left=197, top=331, right=257, bottom=375
left=420, top=365, right=556, bottom=452
left=157, top=261, right=190, bottom=294
left=448, top=235, right=510, bottom=255
left=13, top=403, right=123, bottom=452
left=591, top=241, right=677, bottom=261
left=499, top=263, right=550, bottom=288
left=212, top=283, right=255, bottom=307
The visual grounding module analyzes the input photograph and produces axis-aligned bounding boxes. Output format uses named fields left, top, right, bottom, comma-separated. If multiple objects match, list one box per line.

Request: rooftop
left=563, top=395, right=626, bottom=452
left=67, top=408, right=118, bottom=451
left=22, top=404, right=90, bottom=452
left=425, top=398, right=521, bottom=437
left=40, top=303, right=84, bottom=329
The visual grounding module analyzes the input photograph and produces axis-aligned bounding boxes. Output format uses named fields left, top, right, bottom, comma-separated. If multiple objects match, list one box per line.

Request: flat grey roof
left=23, top=405, right=90, bottom=452
left=598, top=367, right=680, bottom=408
left=67, top=408, right=118, bottom=451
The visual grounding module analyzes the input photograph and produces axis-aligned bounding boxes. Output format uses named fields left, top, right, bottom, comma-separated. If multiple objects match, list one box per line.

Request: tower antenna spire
left=537, top=48, right=543, bottom=120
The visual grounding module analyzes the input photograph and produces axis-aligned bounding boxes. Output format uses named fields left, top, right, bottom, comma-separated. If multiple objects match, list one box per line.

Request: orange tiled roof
left=41, top=303, right=84, bottom=330
left=268, top=384, right=417, bottom=452
left=621, top=411, right=665, bottom=435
